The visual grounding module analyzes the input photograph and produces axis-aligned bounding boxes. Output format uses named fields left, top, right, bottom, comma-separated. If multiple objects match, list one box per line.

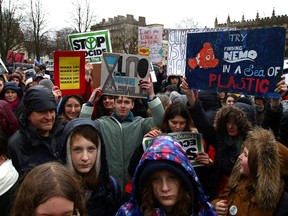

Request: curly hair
left=140, top=175, right=193, bottom=215
left=214, top=105, right=252, bottom=137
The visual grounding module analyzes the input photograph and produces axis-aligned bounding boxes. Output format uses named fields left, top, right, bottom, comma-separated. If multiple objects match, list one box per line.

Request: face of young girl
left=151, top=170, right=181, bottom=209
left=226, top=119, right=239, bottom=137
left=34, top=196, right=74, bottom=216
left=102, top=95, right=115, bottom=110
left=168, top=115, right=186, bottom=132
left=238, top=147, right=250, bottom=176
left=70, top=135, right=97, bottom=174
left=64, top=98, right=81, bottom=120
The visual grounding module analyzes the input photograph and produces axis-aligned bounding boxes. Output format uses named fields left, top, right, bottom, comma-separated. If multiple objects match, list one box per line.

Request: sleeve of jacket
left=211, top=184, right=232, bottom=206
left=147, top=96, right=165, bottom=127
left=188, top=99, right=217, bottom=147
left=79, top=103, right=94, bottom=119
left=261, top=104, right=283, bottom=136
left=278, top=142, right=288, bottom=177
left=7, top=133, right=21, bottom=172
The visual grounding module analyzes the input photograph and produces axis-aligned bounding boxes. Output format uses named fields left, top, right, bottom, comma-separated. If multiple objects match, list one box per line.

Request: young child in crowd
left=11, top=162, right=86, bottom=216
left=117, top=135, right=216, bottom=216
left=212, top=127, right=288, bottom=216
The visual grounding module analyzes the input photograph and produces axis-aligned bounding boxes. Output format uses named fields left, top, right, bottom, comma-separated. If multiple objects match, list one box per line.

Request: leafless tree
left=0, top=0, right=24, bottom=61
left=111, top=25, right=138, bottom=54
left=175, top=17, right=199, bottom=29
left=54, top=27, right=76, bottom=51
left=70, top=0, right=97, bottom=33
left=24, top=0, right=49, bottom=60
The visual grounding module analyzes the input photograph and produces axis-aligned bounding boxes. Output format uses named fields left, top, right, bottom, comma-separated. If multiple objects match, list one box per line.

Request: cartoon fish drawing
left=188, top=42, right=219, bottom=70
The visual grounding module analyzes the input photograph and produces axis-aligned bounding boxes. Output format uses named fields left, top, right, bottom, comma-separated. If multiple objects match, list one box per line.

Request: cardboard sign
left=185, top=27, right=286, bottom=98
left=101, top=52, right=150, bottom=98
left=142, top=132, right=204, bottom=167
left=54, top=51, right=86, bottom=95
left=138, top=27, right=163, bottom=65
left=68, top=30, right=112, bottom=64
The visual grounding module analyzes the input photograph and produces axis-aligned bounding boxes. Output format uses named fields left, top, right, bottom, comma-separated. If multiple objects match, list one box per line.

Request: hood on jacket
left=62, top=118, right=109, bottom=181
left=0, top=100, right=19, bottom=137
left=214, top=105, right=252, bottom=137
left=228, top=127, right=282, bottom=210
left=57, top=94, right=84, bottom=116
left=131, top=135, right=216, bottom=215
left=233, top=101, right=256, bottom=126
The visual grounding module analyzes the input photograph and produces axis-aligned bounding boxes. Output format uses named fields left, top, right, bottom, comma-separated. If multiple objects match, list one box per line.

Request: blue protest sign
left=185, top=27, right=286, bottom=98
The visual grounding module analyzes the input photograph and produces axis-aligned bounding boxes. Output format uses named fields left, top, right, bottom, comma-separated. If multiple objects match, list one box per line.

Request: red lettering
left=236, top=78, right=246, bottom=90
left=226, top=76, right=236, bottom=89
left=245, top=77, right=255, bottom=91
left=209, top=75, right=270, bottom=94
left=209, top=74, right=217, bottom=87
left=259, top=79, right=269, bottom=93
left=217, top=75, right=226, bottom=88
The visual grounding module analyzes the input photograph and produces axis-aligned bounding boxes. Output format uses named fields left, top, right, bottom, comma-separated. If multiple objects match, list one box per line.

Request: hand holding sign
left=139, top=78, right=155, bottom=99
left=274, top=75, right=288, bottom=97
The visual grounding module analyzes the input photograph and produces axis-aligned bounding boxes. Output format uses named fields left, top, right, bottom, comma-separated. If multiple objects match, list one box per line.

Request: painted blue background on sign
left=185, top=27, right=286, bottom=98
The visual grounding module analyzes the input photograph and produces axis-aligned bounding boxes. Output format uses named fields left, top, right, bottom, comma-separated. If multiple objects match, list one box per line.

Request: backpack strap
left=109, top=175, right=120, bottom=200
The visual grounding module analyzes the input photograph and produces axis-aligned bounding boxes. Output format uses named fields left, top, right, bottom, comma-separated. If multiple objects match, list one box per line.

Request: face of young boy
left=70, top=135, right=98, bottom=174
left=114, top=97, right=134, bottom=119
left=151, top=169, right=181, bottom=209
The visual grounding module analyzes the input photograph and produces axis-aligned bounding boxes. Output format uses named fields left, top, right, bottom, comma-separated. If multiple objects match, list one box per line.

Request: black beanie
left=19, top=86, right=56, bottom=126
left=0, top=81, right=23, bottom=99
left=24, top=85, right=56, bottom=114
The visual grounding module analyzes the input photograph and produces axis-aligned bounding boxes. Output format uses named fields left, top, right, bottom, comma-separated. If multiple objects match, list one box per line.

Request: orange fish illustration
left=188, top=42, right=219, bottom=70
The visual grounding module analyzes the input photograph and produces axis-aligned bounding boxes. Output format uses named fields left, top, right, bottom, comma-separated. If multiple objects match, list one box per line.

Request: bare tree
left=175, top=17, right=199, bottom=29
left=111, top=25, right=138, bottom=54
left=70, top=0, right=96, bottom=33
left=24, top=0, right=49, bottom=60
left=0, top=0, right=24, bottom=61
left=54, top=27, right=76, bottom=51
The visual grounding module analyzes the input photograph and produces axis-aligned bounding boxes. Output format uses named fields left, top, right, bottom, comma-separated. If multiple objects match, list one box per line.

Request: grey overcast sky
left=22, top=0, right=288, bottom=30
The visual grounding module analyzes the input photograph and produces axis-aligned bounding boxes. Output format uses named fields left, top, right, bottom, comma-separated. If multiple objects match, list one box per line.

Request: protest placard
left=138, top=26, right=163, bottom=65
left=54, top=51, right=86, bottom=95
left=167, top=28, right=234, bottom=76
left=68, top=30, right=112, bottom=64
left=185, top=27, right=286, bottom=98
left=101, top=52, right=150, bottom=98
left=142, top=132, right=204, bottom=167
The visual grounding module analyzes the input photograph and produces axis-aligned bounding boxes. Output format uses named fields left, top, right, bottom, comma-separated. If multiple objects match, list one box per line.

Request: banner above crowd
left=185, top=27, right=286, bottom=98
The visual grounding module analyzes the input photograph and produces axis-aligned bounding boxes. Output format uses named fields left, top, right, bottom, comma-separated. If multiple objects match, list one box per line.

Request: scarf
left=4, top=97, right=20, bottom=110
left=0, top=159, right=19, bottom=195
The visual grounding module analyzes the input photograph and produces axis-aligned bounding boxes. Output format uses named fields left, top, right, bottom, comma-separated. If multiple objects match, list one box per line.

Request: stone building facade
left=215, top=9, right=288, bottom=57
left=91, top=14, right=146, bottom=54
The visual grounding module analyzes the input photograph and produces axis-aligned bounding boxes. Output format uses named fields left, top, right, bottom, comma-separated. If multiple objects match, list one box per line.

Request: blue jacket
left=116, top=135, right=216, bottom=216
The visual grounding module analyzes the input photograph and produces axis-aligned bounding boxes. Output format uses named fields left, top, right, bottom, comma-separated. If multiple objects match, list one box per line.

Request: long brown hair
left=11, top=162, right=86, bottom=216
left=70, top=125, right=100, bottom=189
left=161, top=101, right=192, bottom=133
left=140, top=174, right=193, bottom=215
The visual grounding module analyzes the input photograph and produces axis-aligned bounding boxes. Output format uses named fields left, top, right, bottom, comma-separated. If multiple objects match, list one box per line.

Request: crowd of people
left=0, top=61, right=288, bottom=216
